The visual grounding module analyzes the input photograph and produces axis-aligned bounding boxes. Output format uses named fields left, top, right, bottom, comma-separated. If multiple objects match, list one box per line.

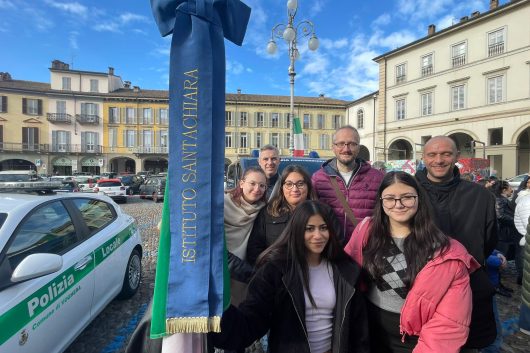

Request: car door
left=0, top=200, right=95, bottom=353
left=69, top=198, right=132, bottom=315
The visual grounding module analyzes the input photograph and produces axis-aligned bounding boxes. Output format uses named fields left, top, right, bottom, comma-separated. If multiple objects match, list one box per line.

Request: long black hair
left=267, top=165, right=317, bottom=217
left=363, top=171, right=449, bottom=288
left=257, top=200, right=346, bottom=306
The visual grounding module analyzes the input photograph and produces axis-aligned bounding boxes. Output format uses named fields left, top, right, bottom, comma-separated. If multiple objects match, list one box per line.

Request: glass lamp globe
left=287, top=0, right=298, bottom=11
left=308, top=35, right=319, bottom=51
left=283, top=26, right=296, bottom=42
left=267, top=40, right=277, bottom=54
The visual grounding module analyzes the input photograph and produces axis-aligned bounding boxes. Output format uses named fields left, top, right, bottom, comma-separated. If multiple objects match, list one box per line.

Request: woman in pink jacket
left=344, top=171, right=480, bottom=353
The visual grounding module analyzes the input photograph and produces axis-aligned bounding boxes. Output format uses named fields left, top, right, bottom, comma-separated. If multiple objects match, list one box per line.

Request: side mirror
left=11, top=253, right=63, bottom=283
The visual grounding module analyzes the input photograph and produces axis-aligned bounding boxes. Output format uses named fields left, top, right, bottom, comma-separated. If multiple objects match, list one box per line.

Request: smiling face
left=332, top=128, right=360, bottom=169
left=423, top=137, right=459, bottom=183
left=282, top=172, right=309, bottom=208
left=258, top=149, right=280, bottom=179
left=239, top=171, right=267, bottom=204
left=381, top=181, right=419, bottom=229
left=304, top=214, right=330, bottom=265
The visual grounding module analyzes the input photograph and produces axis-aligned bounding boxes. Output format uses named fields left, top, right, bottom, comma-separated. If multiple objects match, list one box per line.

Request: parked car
left=507, top=173, right=530, bottom=188
left=139, top=176, right=166, bottom=202
left=136, top=171, right=153, bottom=180
left=74, top=176, right=99, bottom=193
left=94, top=179, right=127, bottom=203
left=100, top=172, right=117, bottom=179
left=53, top=180, right=80, bottom=193
left=0, top=170, right=62, bottom=194
left=0, top=193, right=142, bottom=353
left=118, top=175, right=144, bottom=195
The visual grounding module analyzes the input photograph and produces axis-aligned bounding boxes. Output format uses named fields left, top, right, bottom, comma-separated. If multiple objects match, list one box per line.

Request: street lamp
left=267, top=0, right=319, bottom=156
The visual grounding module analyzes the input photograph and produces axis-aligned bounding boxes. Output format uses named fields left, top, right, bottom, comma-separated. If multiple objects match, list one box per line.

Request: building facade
left=371, top=0, right=530, bottom=178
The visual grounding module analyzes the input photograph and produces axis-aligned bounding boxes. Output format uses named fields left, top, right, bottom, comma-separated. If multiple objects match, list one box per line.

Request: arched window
left=357, top=109, right=364, bottom=129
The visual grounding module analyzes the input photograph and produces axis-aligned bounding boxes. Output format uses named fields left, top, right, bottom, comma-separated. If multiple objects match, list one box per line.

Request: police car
left=0, top=193, right=142, bottom=353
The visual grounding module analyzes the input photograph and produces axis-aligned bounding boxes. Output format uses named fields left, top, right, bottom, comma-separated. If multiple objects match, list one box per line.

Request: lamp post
left=267, top=0, right=319, bottom=156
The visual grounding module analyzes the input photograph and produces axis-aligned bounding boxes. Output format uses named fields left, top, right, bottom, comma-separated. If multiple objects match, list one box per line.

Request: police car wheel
left=118, top=249, right=141, bottom=299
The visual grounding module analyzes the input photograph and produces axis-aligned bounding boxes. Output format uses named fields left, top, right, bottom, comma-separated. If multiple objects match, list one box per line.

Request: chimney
left=471, top=11, right=481, bottom=18
left=51, top=60, right=69, bottom=70
left=318, top=93, right=325, bottom=99
left=108, top=67, right=114, bottom=75
left=460, top=16, right=469, bottom=23
left=490, top=0, right=499, bottom=10
left=123, top=81, right=131, bottom=89
left=133, top=86, right=140, bottom=93
left=428, top=24, right=436, bottom=35
left=0, top=72, right=12, bottom=81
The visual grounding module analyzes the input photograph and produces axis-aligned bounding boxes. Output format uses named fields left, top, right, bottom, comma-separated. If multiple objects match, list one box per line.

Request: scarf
left=224, top=193, right=265, bottom=260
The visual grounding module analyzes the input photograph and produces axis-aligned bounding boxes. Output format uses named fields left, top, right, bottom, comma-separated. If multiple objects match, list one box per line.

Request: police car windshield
left=0, top=175, right=33, bottom=182
left=0, top=213, right=6, bottom=229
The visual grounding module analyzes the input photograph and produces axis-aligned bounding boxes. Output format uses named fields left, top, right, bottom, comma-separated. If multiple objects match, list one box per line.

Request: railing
left=51, top=144, right=103, bottom=153
left=488, top=42, right=504, bottom=57
left=396, top=75, right=406, bottom=84
left=452, top=54, right=466, bottom=67
left=237, top=148, right=249, bottom=154
left=421, top=65, right=433, bottom=77
left=47, top=113, right=73, bottom=124
left=75, top=114, right=100, bottom=125
left=0, top=142, right=50, bottom=153
left=134, top=146, right=169, bottom=154
left=103, top=146, right=169, bottom=154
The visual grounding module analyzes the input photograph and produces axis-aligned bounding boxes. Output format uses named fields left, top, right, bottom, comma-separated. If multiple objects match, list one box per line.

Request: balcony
left=421, top=65, right=433, bottom=77
left=105, top=146, right=168, bottom=154
left=51, top=144, right=103, bottom=153
left=0, top=142, right=50, bottom=153
left=237, top=147, right=249, bottom=154
left=452, top=54, right=466, bottom=68
left=488, top=42, right=504, bottom=57
left=396, top=75, right=406, bottom=84
left=47, top=113, right=73, bottom=124
left=75, top=114, right=100, bottom=125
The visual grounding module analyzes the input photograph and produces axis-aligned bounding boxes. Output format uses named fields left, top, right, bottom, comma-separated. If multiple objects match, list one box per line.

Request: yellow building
left=103, top=86, right=169, bottom=174
left=225, top=92, right=348, bottom=163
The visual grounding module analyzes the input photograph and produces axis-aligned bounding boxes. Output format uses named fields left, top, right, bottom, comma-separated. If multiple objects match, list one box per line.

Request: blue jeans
left=481, top=296, right=502, bottom=353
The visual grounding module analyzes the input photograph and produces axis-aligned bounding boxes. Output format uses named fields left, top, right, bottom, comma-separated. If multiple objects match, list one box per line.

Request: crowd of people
left=128, top=127, right=530, bottom=353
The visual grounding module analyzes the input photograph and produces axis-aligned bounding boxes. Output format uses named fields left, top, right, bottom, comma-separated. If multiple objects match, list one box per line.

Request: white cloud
left=44, top=0, right=87, bottom=17
left=227, top=61, right=246, bottom=75
left=119, top=12, right=149, bottom=24
left=319, top=38, right=348, bottom=50
left=301, top=53, right=329, bottom=76
left=69, top=30, right=79, bottom=49
left=372, top=13, right=391, bottom=28
left=93, top=22, right=120, bottom=33
left=0, top=0, right=15, bottom=9
left=368, top=30, right=416, bottom=50
left=310, top=0, right=328, bottom=14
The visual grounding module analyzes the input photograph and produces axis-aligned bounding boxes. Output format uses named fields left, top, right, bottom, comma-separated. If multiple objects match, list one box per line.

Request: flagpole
left=266, top=0, right=319, bottom=157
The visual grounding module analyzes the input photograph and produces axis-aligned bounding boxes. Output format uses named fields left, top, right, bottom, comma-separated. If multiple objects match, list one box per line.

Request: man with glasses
left=312, top=125, right=384, bottom=242
left=258, top=144, right=281, bottom=200
left=415, top=135, right=497, bottom=351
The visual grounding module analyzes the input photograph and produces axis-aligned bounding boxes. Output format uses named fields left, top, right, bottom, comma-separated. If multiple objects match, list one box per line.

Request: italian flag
left=293, top=116, right=304, bottom=157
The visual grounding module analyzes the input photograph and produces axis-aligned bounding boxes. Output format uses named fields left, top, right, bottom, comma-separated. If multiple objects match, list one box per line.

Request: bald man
left=415, top=136, right=498, bottom=350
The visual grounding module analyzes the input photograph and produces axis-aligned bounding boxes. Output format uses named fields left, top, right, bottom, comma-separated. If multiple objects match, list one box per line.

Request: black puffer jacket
left=496, top=196, right=519, bottom=243
left=211, top=258, right=369, bottom=353
left=246, top=208, right=290, bottom=266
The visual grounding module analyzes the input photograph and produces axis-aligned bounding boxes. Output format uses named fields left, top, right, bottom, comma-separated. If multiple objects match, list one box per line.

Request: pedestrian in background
left=211, top=200, right=369, bottom=353
left=247, top=165, right=317, bottom=266
left=518, top=214, right=530, bottom=336
left=312, top=125, right=384, bottom=243
left=345, top=171, right=479, bottom=353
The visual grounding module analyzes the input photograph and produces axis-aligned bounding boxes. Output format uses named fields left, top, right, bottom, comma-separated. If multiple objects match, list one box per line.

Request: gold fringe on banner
left=166, top=316, right=222, bottom=334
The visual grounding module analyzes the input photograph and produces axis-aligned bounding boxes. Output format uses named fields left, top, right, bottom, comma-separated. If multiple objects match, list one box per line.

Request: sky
left=0, top=0, right=510, bottom=101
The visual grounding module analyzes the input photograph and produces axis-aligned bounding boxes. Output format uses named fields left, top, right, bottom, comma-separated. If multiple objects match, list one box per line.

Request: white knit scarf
left=224, top=193, right=265, bottom=260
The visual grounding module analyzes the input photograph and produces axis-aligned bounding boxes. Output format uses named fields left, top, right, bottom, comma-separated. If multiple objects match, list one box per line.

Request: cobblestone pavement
left=64, top=196, right=530, bottom=352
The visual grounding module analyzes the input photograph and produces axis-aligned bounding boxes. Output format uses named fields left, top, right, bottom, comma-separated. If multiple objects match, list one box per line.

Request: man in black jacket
left=415, top=136, right=498, bottom=350
left=258, top=145, right=280, bottom=200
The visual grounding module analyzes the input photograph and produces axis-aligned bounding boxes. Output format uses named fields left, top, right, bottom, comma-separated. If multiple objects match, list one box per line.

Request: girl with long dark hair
left=345, top=171, right=479, bottom=353
left=212, top=200, right=369, bottom=353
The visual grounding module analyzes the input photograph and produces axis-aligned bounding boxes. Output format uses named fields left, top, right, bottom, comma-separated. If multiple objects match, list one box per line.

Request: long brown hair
left=267, top=165, right=316, bottom=217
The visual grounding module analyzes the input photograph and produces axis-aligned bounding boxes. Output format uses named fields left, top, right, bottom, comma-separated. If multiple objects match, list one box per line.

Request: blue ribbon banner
left=149, top=0, right=251, bottom=335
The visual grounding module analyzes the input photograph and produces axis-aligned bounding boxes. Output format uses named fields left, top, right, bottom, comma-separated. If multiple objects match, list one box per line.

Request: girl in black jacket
left=212, top=200, right=369, bottom=353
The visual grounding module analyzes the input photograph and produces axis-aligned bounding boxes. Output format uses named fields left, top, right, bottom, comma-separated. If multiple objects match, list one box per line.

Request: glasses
left=243, top=180, right=267, bottom=191
left=381, top=195, right=418, bottom=209
left=333, top=141, right=359, bottom=149
left=283, top=181, right=306, bottom=190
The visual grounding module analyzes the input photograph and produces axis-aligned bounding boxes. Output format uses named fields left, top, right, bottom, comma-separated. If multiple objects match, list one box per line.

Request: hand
left=497, top=253, right=507, bottom=268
